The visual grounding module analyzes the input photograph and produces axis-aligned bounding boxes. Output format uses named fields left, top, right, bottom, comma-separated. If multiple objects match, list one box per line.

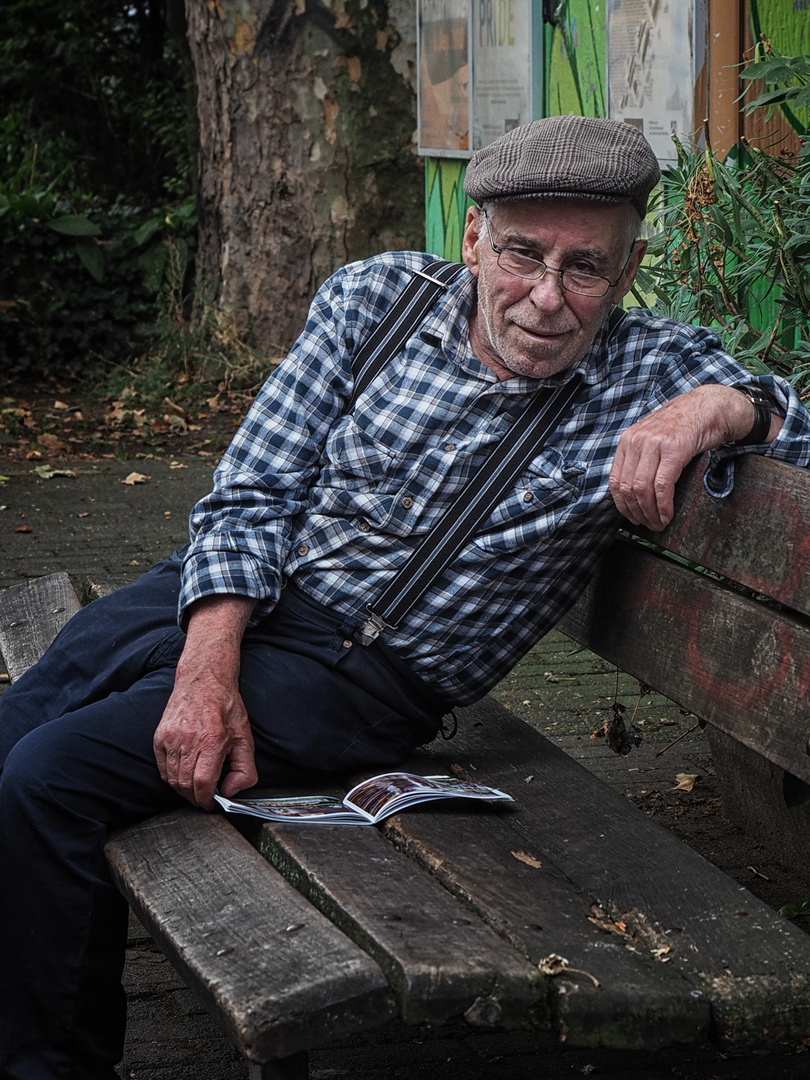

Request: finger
left=219, top=740, right=259, bottom=799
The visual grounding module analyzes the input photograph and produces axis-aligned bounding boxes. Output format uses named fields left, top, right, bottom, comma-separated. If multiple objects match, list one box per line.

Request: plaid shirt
left=182, top=251, right=810, bottom=705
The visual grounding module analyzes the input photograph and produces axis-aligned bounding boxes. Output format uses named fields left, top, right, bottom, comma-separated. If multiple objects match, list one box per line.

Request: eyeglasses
left=481, top=212, right=629, bottom=298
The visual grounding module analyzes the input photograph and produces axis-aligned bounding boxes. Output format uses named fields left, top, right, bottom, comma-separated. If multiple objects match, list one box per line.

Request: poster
left=471, top=0, right=534, bottom=149
left=418, top=0, right=472, bottom=156
left=607, top=0, right=705, bottom=165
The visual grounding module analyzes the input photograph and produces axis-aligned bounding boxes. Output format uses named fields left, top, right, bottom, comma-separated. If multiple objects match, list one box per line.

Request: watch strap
left=732, top=384, right=773, bottom=446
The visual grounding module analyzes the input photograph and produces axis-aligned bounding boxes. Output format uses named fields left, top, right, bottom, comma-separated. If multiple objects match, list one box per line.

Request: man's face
left=462, top=198, right=646, bottom=380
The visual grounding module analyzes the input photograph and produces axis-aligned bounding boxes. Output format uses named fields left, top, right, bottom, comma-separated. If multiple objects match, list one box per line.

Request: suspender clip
left=358, top=607, right=392, bottom=646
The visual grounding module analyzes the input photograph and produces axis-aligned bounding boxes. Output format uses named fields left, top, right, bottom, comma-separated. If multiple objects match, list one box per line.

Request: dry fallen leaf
left=511, top=850, right=543, bottom=869
left=33, top=464, right=76, bottom=480
left=672, top=772, right=700, bottom=792
left=121, top=472, right=150, bottom=486
left=538, top=953, right=601, bottom=988
left=37, top=433, right=65, bottom=452
left=15, top=524, right=32, bottom=533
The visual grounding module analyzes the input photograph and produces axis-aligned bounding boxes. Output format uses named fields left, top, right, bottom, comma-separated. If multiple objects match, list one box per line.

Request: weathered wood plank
left=707, top=726, right=810, bottom=873
left=558, top=537, right=810, bottom=783
left=253, top=812, right=547, bottom=1028
left=0, top=572, right=82, bottom=681
left=105, top=809, right=395, bottom=1064
left=639, top=454, right=810, bottom=618
left=411, top=699, right=810, bottom=1051
left=381, top=786, right=711, bottom=1050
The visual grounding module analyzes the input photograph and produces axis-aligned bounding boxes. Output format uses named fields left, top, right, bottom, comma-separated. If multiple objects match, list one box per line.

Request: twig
left=654, top=722, right=701, bottom=758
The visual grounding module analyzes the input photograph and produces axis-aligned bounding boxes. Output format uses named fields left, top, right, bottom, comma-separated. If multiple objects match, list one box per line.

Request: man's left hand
left=609, top=384, right=781, bottom=531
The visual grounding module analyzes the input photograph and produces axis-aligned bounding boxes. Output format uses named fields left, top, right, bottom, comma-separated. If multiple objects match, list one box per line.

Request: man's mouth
left=513, top=322, right=572, bottom=340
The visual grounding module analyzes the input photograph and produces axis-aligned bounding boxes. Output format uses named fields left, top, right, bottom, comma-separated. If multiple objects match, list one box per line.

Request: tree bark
left=186, top=0, right=423, bottom=355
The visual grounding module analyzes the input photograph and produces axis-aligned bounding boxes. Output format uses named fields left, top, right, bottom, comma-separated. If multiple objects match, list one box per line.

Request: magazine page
left=344, top=772, right=515, bottom=823
left=213, top=793, right=367, bottom=825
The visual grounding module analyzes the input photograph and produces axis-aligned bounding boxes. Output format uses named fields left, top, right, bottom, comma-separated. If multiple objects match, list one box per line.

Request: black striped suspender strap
left=348, top=259, right=466, bottom=409
left=358, top=374, right=581, bottom=644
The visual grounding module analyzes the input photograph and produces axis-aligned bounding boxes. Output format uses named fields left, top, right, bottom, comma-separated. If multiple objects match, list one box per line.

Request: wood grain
left=255, top=814, right=545, bottom=1028
left=106, top=810, right=395, bottom=1063
left=558, top=536, right=810, bottom=782
left=637, top=454, right=810, bottom=618
left=407, top=701, right=810, bottom=1051
left=0, top=572, right=82, bottom=681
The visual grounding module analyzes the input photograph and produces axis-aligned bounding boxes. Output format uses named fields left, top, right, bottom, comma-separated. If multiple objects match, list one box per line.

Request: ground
left=3, top=375, right=810, bottom=1079
left=0, top=372, right=251, bottom=464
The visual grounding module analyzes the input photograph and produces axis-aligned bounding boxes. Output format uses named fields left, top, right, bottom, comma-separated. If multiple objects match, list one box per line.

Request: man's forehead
left=486, top=198, right=632, bottom=254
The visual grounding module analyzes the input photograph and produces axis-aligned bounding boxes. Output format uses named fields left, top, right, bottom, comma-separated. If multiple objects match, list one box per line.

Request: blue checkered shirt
left=181, top=251, right=810, bottom=705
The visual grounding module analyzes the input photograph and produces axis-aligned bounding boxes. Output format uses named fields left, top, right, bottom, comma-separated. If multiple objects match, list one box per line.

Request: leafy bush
left=638, top=43, right=810, bottom=394
left=0, top=180, right=197, bottom=377
left=0, top=0, right=199, bottom=380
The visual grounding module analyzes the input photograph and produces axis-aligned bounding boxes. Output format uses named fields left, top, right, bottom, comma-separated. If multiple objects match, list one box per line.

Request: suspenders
left=345, top=260, right=613, bottom=645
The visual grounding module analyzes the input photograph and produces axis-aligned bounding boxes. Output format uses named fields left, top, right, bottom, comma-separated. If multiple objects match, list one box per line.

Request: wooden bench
left=3, top=451, right=810, bottom=1078
left=558, top=451, right=810, bottom=870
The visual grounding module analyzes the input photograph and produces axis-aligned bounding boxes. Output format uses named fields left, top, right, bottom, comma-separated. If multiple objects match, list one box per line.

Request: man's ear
left=461, top=206, right=484, bottom=277
left=614, top=238, right=648, bottom=302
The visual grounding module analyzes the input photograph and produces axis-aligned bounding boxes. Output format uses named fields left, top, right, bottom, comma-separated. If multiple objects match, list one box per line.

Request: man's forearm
left=178, top=593, right=258, bottom=682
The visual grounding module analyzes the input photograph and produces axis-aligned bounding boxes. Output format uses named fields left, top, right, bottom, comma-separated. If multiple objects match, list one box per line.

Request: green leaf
left=779, top=899, right=810, bottom=919
left=48, top=214, right=101, bottom=237
left=74, top=237, right=105, bottom=282
left=132, top=217, right=162, bottom=246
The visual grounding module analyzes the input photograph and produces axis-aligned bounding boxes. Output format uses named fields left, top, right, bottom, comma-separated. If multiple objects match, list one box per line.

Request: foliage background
left=0, top=0, right=197, bottom=380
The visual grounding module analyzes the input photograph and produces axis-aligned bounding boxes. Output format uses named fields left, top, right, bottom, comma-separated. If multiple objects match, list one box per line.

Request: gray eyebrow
left=500, top=229, right=613, bottom=266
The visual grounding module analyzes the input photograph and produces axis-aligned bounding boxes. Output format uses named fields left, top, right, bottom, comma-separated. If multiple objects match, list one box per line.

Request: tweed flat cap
left=464, top=115, right=661, bottom=219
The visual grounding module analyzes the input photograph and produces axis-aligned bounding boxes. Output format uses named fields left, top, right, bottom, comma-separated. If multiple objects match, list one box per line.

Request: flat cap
left=464, top=115, right=661, bottom=219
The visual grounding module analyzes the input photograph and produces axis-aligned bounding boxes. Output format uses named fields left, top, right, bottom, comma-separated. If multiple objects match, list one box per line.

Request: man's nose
left=528, top=267, right=566, bottom=310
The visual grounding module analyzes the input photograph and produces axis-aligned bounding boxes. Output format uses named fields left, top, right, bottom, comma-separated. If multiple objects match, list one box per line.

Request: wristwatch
left=731, top=384, right=776, bottom=446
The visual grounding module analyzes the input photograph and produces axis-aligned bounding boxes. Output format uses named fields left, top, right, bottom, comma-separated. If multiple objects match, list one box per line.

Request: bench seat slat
left=0, top=572, right=82, bottom=682
left=105, top=810, right=395, bottom=1064
left=558, top=536, right=810, bottom=783
left=382, top=790, right=711, bottom=1050
left=253, top=812, right=547, bottom=1028
left=411, top=699, right=810, bottom=1050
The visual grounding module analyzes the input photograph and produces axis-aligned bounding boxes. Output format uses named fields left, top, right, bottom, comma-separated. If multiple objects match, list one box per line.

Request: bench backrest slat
left=558, top=536, right=810, bottom=782
left=639, top=455, right=810, bottom=617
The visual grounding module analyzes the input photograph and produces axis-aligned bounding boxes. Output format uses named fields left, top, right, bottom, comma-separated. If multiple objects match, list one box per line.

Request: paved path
left=2, top=460, right=809, bottom=1079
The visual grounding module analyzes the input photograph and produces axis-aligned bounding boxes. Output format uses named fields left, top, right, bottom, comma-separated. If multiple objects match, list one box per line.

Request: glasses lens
left=497, top=250, right=545, bottom=279
left=560, top=271, right=610, bottom=297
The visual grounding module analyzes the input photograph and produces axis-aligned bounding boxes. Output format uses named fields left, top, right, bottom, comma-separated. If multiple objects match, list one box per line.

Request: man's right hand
left=153, top=594, right=259, bottom=809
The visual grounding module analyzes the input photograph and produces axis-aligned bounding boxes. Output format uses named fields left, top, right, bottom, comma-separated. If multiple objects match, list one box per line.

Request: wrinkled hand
left=153, top=594, right=258, bottom=809
left=608, top=384, right=769, bottom=532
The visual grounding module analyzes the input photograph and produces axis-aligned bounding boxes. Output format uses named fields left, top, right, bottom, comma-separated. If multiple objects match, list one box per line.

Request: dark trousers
left=0, top=552, right=446, bottom=1080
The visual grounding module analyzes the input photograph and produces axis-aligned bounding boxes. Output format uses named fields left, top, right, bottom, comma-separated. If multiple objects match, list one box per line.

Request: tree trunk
left=186, top=0, right=423, bottom=355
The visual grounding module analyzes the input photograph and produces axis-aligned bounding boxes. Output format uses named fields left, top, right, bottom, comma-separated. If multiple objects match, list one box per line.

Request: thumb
left=219, top=739, right=258, bottom=798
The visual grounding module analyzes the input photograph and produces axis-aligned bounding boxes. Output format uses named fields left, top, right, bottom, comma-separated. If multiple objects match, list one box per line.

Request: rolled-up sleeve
left=178, top=272, right=355, bottom=626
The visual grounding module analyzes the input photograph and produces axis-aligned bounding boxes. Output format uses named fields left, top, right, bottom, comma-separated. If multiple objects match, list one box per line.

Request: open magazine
left=214, top=771, right=514, bottom=826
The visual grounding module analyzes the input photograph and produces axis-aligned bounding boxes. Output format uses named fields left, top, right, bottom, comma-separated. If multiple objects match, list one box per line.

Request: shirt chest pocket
left=472, top=447, right=587, bottom=553
left=322, top=417, right=400, bottom=488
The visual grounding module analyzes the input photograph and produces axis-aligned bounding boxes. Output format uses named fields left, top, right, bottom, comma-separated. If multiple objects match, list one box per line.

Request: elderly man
left=1, top=115, right=809, bottom=1079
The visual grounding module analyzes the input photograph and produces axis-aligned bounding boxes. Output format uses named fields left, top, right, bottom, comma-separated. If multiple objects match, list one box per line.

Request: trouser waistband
left=275, top=581, right=452, bottom=718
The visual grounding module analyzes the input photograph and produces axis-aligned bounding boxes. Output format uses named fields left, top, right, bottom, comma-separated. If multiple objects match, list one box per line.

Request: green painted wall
left=545, top=0, right=606, bottom=119
left=425, top=157, right=470, bottom=259
left=749, top=0, right=810, bottom=135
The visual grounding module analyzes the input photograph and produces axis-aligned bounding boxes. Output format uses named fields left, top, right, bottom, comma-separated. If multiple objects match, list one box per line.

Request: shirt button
left=358, top=520, right=370, bottom=532
left=401, top=496, right=414, bottom=509
left=523, top=492, right=534, bottom=503
left=443, top=442, right=456, bottom=452
left=297, top=544, right=309, bottom=555
left=342, top=639, right=353, bottom=650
